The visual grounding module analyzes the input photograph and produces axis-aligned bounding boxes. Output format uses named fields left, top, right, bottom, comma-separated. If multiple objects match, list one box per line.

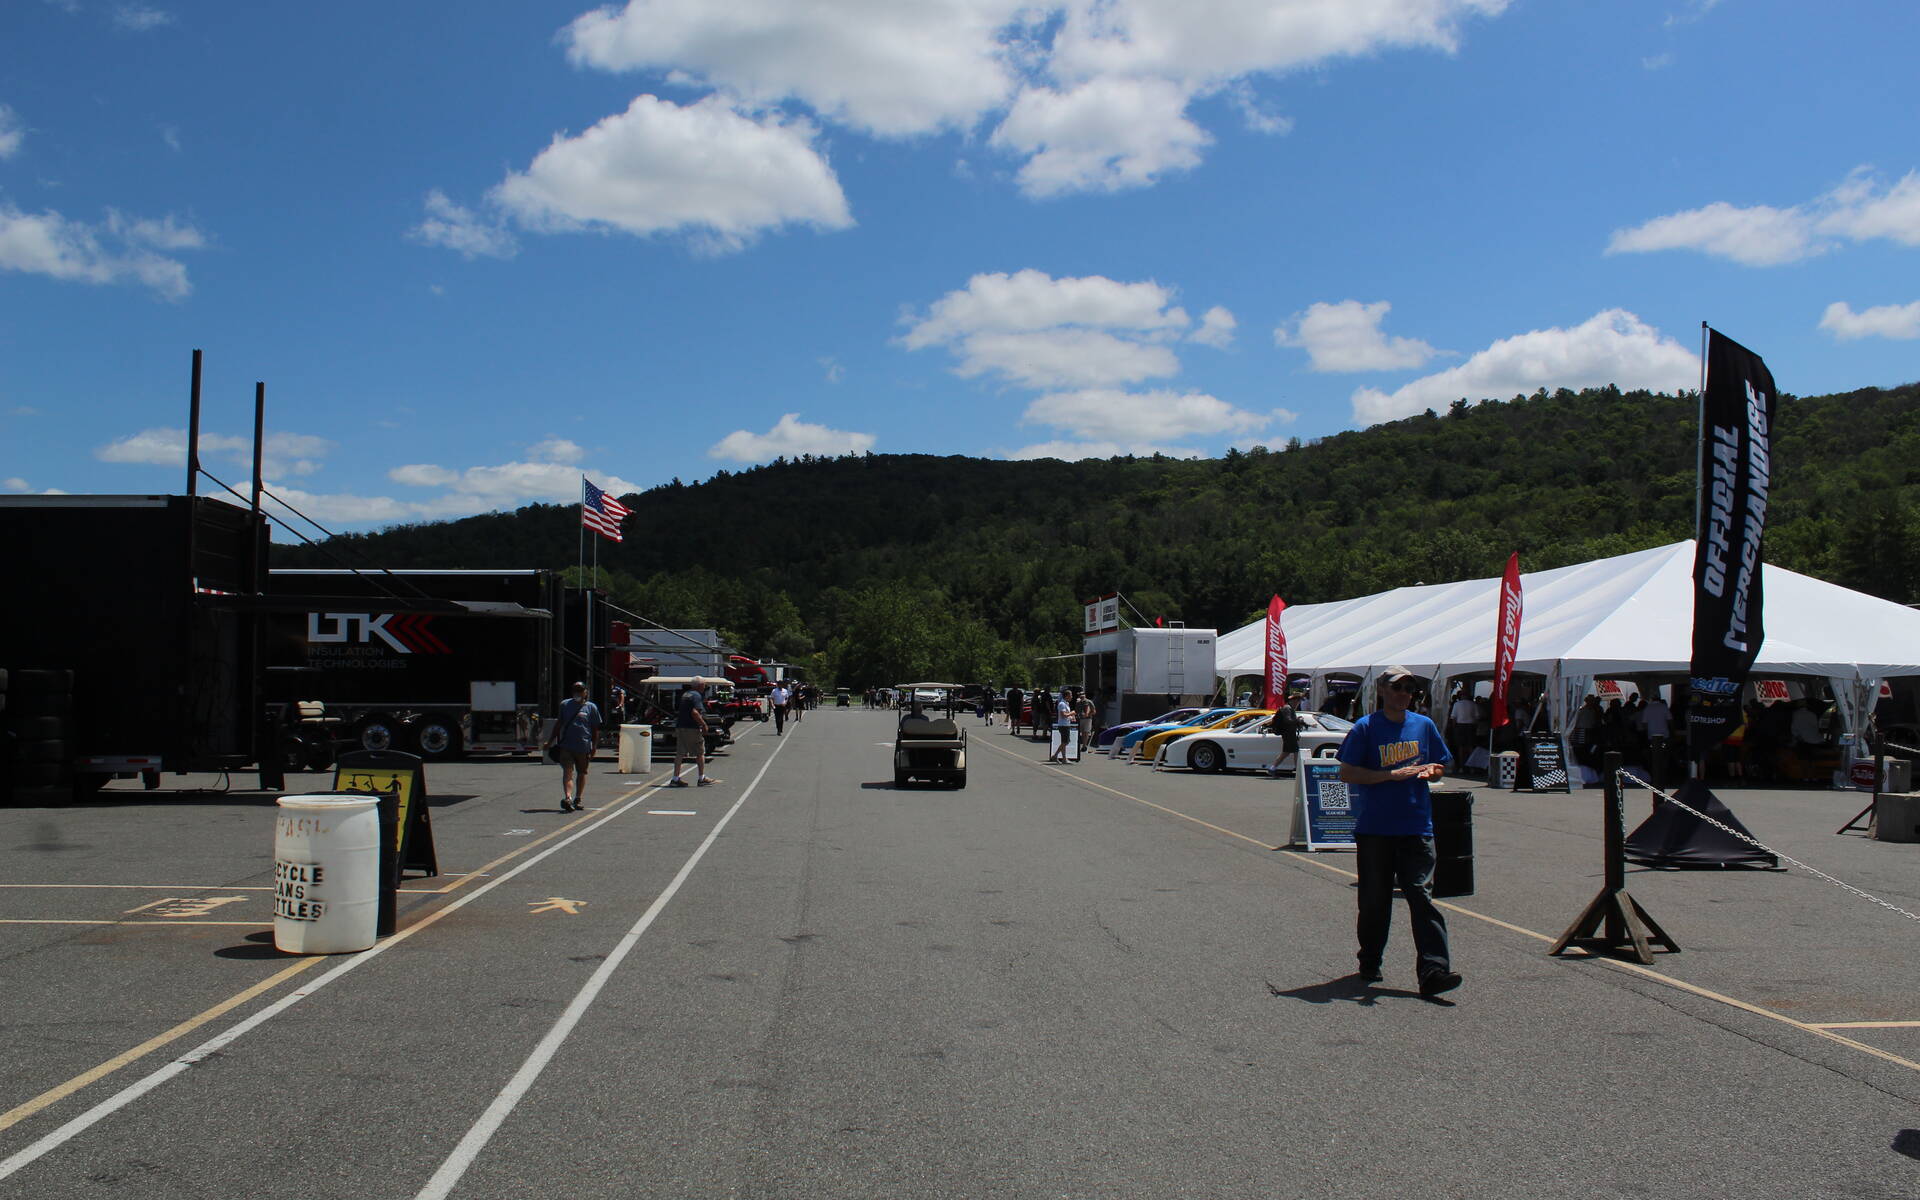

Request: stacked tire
left=3, top=668, right=74, bottom=806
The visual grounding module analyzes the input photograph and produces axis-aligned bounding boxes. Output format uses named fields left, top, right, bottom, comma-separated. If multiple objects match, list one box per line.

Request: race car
left=1094, top=706, right=1205, bottom=749
left=1131, top=708, right=1274, bottom=763
left=1154, top=710, right=1356, bottom=773
left=1110, top=707, right=1243, bottom=757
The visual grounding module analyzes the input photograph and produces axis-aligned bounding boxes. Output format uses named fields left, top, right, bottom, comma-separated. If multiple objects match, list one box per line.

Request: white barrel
left=273, top=794, right=380, bottom=955
left=1494, top=750, right=1520, bottom=789
left=616, top=725, right=654, bottom=774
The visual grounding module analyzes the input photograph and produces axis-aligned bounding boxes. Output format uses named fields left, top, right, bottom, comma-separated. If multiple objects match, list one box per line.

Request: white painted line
left=646, top=809, right=698, bottom=816
left=413, top=736, right=789, bottom=1200
left=0, top=778, right=660, bottom=1185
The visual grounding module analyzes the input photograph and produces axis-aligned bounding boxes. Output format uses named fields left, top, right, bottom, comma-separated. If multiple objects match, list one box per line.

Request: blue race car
left=1112, top=707, right=1243, bottom=756
left=1095, top=706, right=1204, bottom=749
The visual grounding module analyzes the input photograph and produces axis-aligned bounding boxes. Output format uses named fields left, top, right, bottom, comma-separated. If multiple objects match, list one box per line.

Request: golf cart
left=894, top=683, right=969, bottom=787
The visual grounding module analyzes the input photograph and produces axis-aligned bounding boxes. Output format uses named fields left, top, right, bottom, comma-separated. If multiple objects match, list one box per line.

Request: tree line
left=280, top=380, right=1920, bottom=687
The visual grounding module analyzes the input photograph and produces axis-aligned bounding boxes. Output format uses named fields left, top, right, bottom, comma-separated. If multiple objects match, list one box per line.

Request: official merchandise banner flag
left=1491, top=552, right=1522, bottom=728
left=1688, top=328, right=1777, bottom=755
left=1264, top=595, right=1288, bottom=710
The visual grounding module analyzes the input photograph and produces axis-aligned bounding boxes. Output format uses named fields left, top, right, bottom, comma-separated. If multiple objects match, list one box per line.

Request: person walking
left=1445, top=686, right=1478, bottom=775
left=669, top=678, right=719, bottom=787
left=1076, top=689, right=1097, bottom=749
left=768, top=681, right=791, bottom=736
left=1336, top=666, right=1460, bottom=998
left=545, top=681, right=602, bottom=812
left=1048, top=688, right=1075, bottom=762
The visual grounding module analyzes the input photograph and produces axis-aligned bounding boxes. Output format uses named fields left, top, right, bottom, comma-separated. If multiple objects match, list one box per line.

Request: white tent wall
left=1217, top=541, right=1920, bottom=780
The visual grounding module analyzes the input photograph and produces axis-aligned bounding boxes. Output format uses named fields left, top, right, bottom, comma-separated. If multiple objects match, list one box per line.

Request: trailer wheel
left=410, top=717, right=461, bottom=761
left=355, top=720, right=398, bottom=753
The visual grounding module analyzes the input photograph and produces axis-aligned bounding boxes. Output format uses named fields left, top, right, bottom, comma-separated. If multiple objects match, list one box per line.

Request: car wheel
left=1189, top=741, right=1223, bottom=773
left=411, top=716, right=461, bottom=761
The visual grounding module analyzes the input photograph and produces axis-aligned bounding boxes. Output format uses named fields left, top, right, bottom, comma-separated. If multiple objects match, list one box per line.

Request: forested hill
left=279, top=381, right=1920, bottom=686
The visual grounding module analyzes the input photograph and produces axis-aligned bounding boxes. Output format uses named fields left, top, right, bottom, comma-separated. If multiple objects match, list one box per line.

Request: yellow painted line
left=0, top=956, right=323, bottom=1133
left=985, top=739, right=1920, bottom=1075
left=0, top=778, right=663, bottom=1134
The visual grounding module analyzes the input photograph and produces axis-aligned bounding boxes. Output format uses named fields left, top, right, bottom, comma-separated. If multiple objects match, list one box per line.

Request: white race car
left=1154, top=710, right=1354, bottom=773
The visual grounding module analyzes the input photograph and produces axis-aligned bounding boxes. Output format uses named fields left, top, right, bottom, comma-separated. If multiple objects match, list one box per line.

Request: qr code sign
left=1317, top=781, right=1351, bottom=811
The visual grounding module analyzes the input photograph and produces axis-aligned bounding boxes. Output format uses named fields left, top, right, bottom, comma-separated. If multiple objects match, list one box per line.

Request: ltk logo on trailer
left=307, top=612, right=450, bottom=654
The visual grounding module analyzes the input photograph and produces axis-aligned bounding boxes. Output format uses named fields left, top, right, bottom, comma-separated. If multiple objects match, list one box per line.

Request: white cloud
left=1607, top=167, right=1920, bottom=266
left=1276, top=299, right=1441, bottom=372
left=491, top=95, right=852, bottom=252
left=708, top=413, right=876, bottom=462
left=992, top=76, right=1210, bottom=196
left=553, top=0, right=1509, bottom=198
left=1607, top=200, right=1820, bottom=266
left=901, top=269, right=1214, bottom=387
left=1819, top=169, right=1920, bottom=247
left=1189, top=305, right=1236, bottom=348
left=954, top=329, right=1180, bottom=389
left=0, top=204, right=206, bottom=300
left=0, top=105, right=24, bottom=159
left=1349, top=309, right=1697, bottom=425
left=527, top=437, right=584, bottom=464
left=1007, top=439, right=1200, bottom=461
left=902, top=269, right=1189, bottom=346
left=388, top=464, right=461, bottom=488
left=819, top=356, right=844, bottom=383
left=95, top=428, right=335, bottom=478
left=1022, top=387, right=1275, bottom=441
left=1820, top=300, right=1920, bottom=342
left=8, top=405, right=39, bottom=417
left=4, top=478, right=30, bottom=492
left=409, top=190, right=518, bottom=260
left=562, top=0, right=1029, bottom=138
left=112, top=4, right=173, bottom=32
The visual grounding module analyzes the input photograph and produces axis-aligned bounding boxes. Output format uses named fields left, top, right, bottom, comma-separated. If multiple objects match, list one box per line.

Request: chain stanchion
left=1549, top=751, right=1680, bottom=964
left=1631, top=769, right=1920, bottom=924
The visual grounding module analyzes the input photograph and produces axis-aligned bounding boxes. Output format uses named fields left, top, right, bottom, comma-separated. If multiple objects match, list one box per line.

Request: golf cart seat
left=899, top=716, right=961, bottom=741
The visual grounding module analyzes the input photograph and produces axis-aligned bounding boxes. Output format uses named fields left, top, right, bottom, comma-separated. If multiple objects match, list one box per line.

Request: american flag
left=582, top=477, right=630, bottom=542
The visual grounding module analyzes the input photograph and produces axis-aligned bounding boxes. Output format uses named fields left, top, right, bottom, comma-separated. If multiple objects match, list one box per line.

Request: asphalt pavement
left=3, top=706, right=1918, bottom=1199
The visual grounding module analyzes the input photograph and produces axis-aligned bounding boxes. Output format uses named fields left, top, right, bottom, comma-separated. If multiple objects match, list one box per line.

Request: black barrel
left=1431, top=790, right=1474, bottom=898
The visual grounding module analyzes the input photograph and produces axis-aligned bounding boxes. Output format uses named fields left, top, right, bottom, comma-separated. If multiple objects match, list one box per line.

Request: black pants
left=1355, top=834, right=1451, bottom=979
left=773, top=706, right=786, bottom=734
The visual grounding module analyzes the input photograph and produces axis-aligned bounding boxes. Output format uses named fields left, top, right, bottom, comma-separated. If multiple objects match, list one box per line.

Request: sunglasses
left=1386, top=680, right=1415, bottom=692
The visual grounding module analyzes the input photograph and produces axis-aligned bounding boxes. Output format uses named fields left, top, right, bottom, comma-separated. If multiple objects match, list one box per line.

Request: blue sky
left=2, top=0, right=1915, bottom=536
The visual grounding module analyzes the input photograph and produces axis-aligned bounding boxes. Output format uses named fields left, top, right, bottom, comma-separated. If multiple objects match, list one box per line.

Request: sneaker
left=1358, top=964, right=1383, bottom=983
left=667, top=778, right=688, bottom=788
left=1419, top=970, right=1463, bottom=998
left=697, top=777, right=719, bottom=786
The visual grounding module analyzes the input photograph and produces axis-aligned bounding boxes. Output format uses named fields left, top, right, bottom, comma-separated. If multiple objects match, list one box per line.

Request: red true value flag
left=1492, top=552, right=1523, bottom=728
left=1264, top=594, right=1288, bottom=710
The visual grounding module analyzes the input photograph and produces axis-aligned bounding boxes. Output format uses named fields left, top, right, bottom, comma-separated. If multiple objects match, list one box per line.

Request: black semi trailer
left=264, top=569, right=610, bottom=762
left=0, top=495, right=269, bottom=801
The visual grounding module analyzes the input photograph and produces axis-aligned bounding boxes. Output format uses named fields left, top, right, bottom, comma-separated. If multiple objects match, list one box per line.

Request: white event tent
left=1215, top=540, right=1920, bottom=775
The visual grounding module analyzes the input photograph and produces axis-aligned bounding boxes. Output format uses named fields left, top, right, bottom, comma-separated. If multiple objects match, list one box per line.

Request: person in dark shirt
left=669, top=679, right=719, bottom=788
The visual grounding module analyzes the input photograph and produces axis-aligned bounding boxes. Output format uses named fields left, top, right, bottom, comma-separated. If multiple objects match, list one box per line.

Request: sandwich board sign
left=1289, top=757, right=1357, bottom=850
left=1519, top=734, right=1571, bottom=793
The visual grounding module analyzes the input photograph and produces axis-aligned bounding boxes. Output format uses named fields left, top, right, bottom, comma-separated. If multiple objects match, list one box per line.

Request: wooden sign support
left=1549, top=752, right=1679, bottom=964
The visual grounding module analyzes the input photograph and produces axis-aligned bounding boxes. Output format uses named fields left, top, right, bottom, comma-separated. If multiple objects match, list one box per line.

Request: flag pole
left=1695, top=321, right=1708, bottom=542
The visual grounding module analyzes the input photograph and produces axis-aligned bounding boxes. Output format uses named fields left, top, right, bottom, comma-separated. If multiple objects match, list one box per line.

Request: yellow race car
left=1132, top=708, right=1273, bottom=763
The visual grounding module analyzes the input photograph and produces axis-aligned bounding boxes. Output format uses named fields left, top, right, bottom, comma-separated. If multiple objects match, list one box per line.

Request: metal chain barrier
left=1618, top=770, right=1920, bottom=925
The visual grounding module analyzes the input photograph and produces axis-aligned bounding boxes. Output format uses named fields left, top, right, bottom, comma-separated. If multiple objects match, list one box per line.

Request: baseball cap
left=1376, top=665, right=1417, bottom=688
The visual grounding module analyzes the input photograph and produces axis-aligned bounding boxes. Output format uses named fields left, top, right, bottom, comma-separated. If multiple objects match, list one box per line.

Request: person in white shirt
left=1447, top=687, right=1480, bottom=775
left=768, top=683, right=792, bottom=736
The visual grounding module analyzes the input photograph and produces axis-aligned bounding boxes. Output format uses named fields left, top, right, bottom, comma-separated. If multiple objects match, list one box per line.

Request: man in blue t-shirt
left=1336, top=665, right=1460, bottom=997
left=669, top=679, right=719, bottom=788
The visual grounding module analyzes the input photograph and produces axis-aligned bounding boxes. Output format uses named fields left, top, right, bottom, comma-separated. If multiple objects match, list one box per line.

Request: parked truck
left=264, top=568, right=610, bottom=763
left=0, top=495, right=270, bottom=801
